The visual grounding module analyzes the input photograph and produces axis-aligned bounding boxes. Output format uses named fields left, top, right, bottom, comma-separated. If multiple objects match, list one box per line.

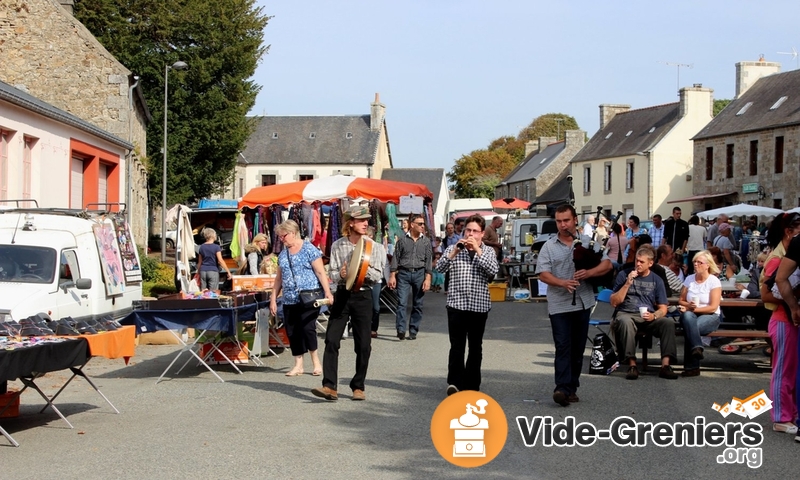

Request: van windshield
left=0, top=245, right=57, bottom=284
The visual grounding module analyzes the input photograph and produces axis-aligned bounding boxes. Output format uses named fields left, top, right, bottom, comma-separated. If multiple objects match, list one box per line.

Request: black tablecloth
left=0, top=339, right=90, bottom=382
left=120, top=300, right=269, bottom=337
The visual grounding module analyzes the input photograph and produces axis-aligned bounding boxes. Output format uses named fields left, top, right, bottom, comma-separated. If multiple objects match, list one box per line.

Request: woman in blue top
left=269, top=220, right=333, bottom=377
left=196, top=228, right=231, bottom=293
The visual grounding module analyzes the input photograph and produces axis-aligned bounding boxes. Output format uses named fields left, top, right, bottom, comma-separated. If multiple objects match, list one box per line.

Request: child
left=431, top=251, right=445, bottom=292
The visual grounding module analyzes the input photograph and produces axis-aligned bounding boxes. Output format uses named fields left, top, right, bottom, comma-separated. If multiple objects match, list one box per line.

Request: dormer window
left=272, top=132, right=278, bottom=139
left=770, top=96, right=788, bottom=110
left=345, top=132, right=353, bottom=139
left=605, top=132, right=613, bottom=139
left=309, top=132, right=316, bottom=139
left=626, top=130, right=633, bottom=137
left=736, top=102, right=753, bottom=116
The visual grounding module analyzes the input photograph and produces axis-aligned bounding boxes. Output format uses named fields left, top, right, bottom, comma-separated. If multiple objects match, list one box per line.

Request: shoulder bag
left=286, top=245, right=323, bottom=308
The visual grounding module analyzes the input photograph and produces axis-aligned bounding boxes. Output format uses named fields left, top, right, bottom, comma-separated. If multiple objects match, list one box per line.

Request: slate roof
left=0, top=79, right=133, bottom=150
left=501, top=141, right=566, bottom=183
left=530, top=168, right=571, bottom=205
left=241, top=115, right=382, bottom=165
left=380, top=168, right=447, bottom=203
left=571, top=103, right=680, bottom=162
left=693, top=68, right=800, bottom=140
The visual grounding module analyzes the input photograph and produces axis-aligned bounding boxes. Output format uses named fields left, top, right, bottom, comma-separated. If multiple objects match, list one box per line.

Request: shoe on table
left=659, top=365, right=679, bottom=380
left=553, top=391, right=570, bottom=407
left=311, top=386, right=338, bottom=401
left=568, top=394, right=580, bottom=403
left=446, top=385, right=459, bottom=396
left=625, top=365, right=639, bottom=380
left=773, top=422, right=799, bottom=435
left=681, top=368, right=701, bottom=377
left=352, top=389, right=366, bottom=401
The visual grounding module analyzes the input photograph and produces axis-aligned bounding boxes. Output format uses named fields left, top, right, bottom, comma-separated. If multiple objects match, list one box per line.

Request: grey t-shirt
left=612, top=270, right=668, bottom=314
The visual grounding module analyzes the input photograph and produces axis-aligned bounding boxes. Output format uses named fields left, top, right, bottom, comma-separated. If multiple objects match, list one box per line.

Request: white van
left=503, top=216, right=557, bottom=259
left=0, top=205, right=142, bottom=322
left=445, top=198, right=493, bottom=219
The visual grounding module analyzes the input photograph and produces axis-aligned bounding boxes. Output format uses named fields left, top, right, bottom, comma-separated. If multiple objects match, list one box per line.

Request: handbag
left=285, top=245, right=323, bottom=308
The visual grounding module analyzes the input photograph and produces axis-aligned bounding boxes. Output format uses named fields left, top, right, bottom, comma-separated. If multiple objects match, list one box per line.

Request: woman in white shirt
left=686, top=215, right=707, bottom=275
left=678, top=250, right=722, bottom=377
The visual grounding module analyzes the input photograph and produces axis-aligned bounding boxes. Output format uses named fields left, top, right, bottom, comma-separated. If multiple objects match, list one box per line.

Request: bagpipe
left=571, top=206, right=621, bottom=304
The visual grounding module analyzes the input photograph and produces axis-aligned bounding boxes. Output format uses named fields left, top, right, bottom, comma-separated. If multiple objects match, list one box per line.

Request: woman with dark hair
left=606, top=222, right=628, bottom=271
left=760, top=212, right=800, bottom=435
left=686, top=215, right=707, bottom=275
left=708, top=246, right=735, bottom=281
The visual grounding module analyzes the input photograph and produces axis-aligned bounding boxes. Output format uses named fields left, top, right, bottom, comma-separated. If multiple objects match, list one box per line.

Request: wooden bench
left=707, top=330, right=769, bottom=339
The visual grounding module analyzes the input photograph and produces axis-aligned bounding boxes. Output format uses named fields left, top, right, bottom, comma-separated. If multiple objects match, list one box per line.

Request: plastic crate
left=488, top=283, right=506, bottom=302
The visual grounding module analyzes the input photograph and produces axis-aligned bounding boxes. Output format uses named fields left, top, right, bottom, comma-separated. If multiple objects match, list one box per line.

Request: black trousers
left=446, top=307, right=488, bottom=391
left=322, top=288, right=372, bottom=391
left=283, top=303, right=320, bottom=356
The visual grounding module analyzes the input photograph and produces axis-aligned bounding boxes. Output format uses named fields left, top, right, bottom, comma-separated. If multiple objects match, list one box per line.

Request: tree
left=74, top=0, right=270, bottom=206
left=713, top=99, right=732, bottom=117
left=448, top=113, right=580, bottom=198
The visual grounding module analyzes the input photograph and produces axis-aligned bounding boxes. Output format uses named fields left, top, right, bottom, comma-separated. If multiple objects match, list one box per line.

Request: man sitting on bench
left=610, top=244, right=679, bottom=380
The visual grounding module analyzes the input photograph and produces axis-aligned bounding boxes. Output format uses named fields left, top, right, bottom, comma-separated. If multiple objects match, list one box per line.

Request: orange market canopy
left=492, top=197, right=531, bottom=209
left=239, top=175, right=434, bottom=209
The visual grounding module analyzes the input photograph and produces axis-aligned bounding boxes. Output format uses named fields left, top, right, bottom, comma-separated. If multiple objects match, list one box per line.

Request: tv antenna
left=777, top=47, right=799, bottom=69
left=658, top=61, right=693, bottom=93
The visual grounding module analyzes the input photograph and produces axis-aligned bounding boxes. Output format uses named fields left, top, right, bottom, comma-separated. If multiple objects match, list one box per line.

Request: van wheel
left=166, top=239, right=175, bottom=250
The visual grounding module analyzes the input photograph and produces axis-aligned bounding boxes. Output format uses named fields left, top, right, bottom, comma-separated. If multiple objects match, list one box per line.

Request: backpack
left=589, top=333, right=619, bottom=375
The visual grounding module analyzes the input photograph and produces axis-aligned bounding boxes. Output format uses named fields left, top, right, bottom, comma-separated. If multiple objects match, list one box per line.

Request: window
left=0, top=129, right=9, bottom=200
left=525, top=184, right=530, bottom=202
left=238, top=178, right=244, bottom=197
left=261, top=174, right=276, bottom=186
left=705, top=147, right=713, bottom=181
left=345, top=132, right=353, bottom=139
left=23, top=136, right=35, bottom=199
left=775, top=136, right=784, bottom=174
left=70, top=157, right=85, bottom=209
left=309, top=132, right=316, bottom=139
left=604, top=163, right=612, bottom=192
left=299, top=174, right=314, bottom=181
left=749, top=140, right=758, bottom=176
left=583, top=165, right=591, bottom=194
left=773, top=198, right=782, bottom=210
left=272, top=132, right=278, bottom=139
left=514, top=185, right=519, bottom=199
left=626, top=159, right=634, bottom=190
left=726, top=144, right=734, bottom=179
left=770, top=96, right=788, bottom=110
left=736, top=102, right=753, bottom=115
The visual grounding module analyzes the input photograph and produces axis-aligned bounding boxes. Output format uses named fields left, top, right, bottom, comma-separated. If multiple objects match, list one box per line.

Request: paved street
left=1, top=293, right=793, bottom=479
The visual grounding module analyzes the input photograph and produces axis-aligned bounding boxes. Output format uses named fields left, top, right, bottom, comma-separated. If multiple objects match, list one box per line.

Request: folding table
left=0, top=338, right=90, bottom=447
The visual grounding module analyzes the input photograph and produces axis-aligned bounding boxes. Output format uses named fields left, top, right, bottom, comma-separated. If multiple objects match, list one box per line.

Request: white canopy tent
left=696, top=203, right=784, bottom=220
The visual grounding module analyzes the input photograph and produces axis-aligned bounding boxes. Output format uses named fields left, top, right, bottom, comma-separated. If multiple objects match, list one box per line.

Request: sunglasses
left=414, top=222, right=425, bottom=226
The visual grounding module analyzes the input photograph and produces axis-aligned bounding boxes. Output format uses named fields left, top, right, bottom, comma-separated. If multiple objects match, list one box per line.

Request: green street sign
left=742, top=183, right=758, bottom=194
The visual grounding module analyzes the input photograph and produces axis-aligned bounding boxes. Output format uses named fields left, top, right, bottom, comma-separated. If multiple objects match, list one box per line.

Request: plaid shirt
left=436, top=243, right=498, bottom=312
left=537, top=233, right=609, bottom=315
left=649, top=224, right=664, bottom=247
left=329, top=236, right=386, bottom=287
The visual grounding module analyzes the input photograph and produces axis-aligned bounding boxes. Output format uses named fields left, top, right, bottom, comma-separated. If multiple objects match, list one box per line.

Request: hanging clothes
left=385, top=203, right=403, bottom=245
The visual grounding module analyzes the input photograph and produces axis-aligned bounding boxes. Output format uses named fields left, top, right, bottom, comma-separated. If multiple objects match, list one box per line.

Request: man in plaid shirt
left=435, top=215, right=498, bottom=396
left=538, top=205, right=612, bottom=407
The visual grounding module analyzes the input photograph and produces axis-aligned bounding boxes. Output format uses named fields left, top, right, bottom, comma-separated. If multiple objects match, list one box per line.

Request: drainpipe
left=127, top=76, right=140, bottom=227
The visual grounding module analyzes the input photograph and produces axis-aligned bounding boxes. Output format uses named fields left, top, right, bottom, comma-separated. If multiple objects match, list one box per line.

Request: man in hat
left=311, top=205, right=386, bottom=402
left=707, top=213, right=728, bottom=248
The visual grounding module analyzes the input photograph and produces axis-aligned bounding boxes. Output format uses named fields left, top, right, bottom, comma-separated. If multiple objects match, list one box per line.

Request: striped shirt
left=537, top=233, right=609, bottom=315
left=436, top=243, right=498, bottom=313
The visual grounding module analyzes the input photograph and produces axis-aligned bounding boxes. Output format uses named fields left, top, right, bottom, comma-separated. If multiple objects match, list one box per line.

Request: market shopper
left=196, top=228, right=231, bottom=293
left=243, top=233, right=269, bottom=275
left=435, top=215, right=498, bottom=396
left=270, top=220, right=333, bottom=377
left=389, top=214, right=432, bottom=340
left=677, top=250, right=722, bottom=377
left=537, top=205, right=612, bottom=406
left=311, top=205, right=386, bottom=401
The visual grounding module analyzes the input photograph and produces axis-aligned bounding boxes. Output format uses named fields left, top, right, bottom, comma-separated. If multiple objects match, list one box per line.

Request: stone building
left=495, top=130, right=585, bottom=203
left=0, top=0, right=150, bottom=244
left=570, top=85, right=714, bottom=221
left=691, top=61, right=799, bottom=211
left=233, top=94, right=393, bottom=198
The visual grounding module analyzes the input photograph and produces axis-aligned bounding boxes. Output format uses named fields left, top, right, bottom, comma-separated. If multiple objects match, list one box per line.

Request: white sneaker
left=773, top=422, right=798, bottom=435
left=446, top=385, right=459, bottom=396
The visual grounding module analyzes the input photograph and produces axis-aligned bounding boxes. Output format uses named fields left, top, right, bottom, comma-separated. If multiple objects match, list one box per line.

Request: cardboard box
left=199, top=340, right=249, bottom=365
left=0, top=391, right=20, bottom=418
left=138, top=329, right=193, bottom=345
left=231, top=275, right=275, bottom=292
left=488, top=283, right=506, bottom=302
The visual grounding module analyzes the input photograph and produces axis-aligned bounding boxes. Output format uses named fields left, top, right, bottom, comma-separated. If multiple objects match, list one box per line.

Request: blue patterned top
left=278, top=241, right=322, bottom=305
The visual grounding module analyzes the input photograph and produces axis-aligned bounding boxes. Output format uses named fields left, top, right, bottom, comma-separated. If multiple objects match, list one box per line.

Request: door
left=55, top=249, right=92, bottom=320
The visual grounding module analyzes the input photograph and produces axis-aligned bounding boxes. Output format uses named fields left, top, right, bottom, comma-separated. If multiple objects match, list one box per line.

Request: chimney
left=538, top=137, right=557, bottom=153
left=564, top=130, right=585, bottom=149
left=735, top=57, right=780, bottom=98
left=679, top=84, right=714, bottom=118
left=58, top=0, right=75, bottom=14
left=599, top=104, right=631, bottom=130
left=524, top=140, right=539, bottom=157
left=370, top=93, right=385, bottom=131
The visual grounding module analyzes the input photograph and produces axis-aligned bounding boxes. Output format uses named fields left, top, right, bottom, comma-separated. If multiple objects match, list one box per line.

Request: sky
left=250, top=0, right=799, bottom=172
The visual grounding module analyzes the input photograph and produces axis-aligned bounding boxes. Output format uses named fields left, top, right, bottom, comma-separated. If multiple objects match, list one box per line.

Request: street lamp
left=161, top=60, right=188, bottom=261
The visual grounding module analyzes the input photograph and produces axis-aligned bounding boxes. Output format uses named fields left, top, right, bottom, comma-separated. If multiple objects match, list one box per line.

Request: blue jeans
left=549, top=309, right=591, bottom=395
left=395, top=269, right=425, bottom=335
left=680, top=311, right=720, bottom=369
left=371, top=281, right=382, bottom=332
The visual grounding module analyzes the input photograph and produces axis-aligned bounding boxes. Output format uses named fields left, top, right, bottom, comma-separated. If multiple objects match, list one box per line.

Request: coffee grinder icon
left=450, top=399, right=489, bottom=457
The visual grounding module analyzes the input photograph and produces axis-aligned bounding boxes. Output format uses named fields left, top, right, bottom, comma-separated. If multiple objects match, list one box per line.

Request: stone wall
left=0, top=0, right=149, bottom=245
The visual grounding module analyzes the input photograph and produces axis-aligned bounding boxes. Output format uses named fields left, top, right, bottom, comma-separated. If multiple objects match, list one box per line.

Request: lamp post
left=161, top=60, right=188, bottom=262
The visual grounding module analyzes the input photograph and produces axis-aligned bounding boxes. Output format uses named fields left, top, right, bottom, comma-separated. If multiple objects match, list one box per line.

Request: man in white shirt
left=582, top=215, right=595, bottom=237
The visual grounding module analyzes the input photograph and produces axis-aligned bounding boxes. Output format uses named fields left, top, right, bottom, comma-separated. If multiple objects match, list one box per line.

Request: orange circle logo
left=430, top=391, right=508, bottom=468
